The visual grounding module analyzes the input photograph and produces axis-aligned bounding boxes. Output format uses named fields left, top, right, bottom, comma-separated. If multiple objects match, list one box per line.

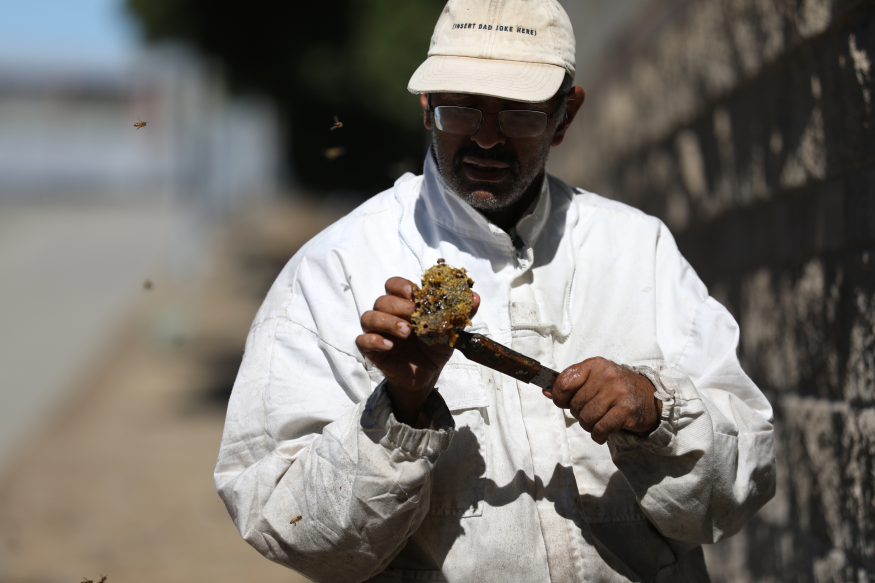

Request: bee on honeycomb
left=411, top=259, right=474, bottom=347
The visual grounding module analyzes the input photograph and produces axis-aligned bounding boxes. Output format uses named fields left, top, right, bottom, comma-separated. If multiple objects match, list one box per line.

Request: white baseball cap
left=408, top=0, right=576, bottom=103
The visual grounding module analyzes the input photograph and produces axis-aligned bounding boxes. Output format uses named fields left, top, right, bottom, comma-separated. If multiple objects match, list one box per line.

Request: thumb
left=470, top=292, right=481, bottom=318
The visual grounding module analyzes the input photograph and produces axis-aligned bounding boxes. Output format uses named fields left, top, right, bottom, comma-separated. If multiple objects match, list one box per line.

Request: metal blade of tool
left=452, top=331, right=559, bottom=391
left=528, top=366, right=560, bottom=391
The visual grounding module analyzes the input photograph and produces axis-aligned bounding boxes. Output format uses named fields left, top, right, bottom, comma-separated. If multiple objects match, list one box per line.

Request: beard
left=431, top=130, right=553, bottom=212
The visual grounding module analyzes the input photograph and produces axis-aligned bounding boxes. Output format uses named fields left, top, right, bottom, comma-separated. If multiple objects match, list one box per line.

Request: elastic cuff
left=361, top=380, right=455, bottom=462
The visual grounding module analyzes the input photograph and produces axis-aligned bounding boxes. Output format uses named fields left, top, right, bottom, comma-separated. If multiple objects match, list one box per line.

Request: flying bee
left=290, top=515, right=303, bottom=526
left=134, top=119, right=147, bottom=130
left=82, top=578, right=93, bottom=583
left=323, top=146, right=346, bottom=160
left=330, top=116, right=343, bottom=131
left=98, top=576, right=108, bottom=583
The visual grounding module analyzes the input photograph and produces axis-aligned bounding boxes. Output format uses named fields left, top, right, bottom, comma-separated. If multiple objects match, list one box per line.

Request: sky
left=0, top=0, right=138, bottom=69
left=0, top=0, right=648, bottom=79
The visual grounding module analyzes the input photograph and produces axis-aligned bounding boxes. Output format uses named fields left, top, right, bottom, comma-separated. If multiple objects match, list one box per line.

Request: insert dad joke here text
left=452, top=23, right=537, bottom=35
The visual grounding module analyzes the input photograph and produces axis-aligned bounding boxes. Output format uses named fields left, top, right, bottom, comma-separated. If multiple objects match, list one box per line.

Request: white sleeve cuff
left=360, top=380, right=455, bottom=462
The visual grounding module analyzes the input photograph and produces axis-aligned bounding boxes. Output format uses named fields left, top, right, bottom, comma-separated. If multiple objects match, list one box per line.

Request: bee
left=82, top=578, right=93, bottom=583
left=290, top=515, right=303, bottom=526
left=143, top=279, right=153, bottom=291
left=134, top=119, right=147, bottom=130
left=323, top=147, right=346, bottom=160
left=98, top=576, right=108, bottom=583
left=330, top=115, right=343, bottom=131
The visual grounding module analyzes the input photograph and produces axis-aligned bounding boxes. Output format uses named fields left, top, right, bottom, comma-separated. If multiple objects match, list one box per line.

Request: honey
left=411, top=259, right=474, bottom=346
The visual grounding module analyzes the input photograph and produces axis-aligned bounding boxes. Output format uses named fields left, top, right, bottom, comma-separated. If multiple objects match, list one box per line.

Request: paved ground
left=0, top=198, right=349, bottom=583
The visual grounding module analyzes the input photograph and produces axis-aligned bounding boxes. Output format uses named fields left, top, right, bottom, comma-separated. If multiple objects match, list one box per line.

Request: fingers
left=572, top=391, right=615, bottom=433
left=361, top=310, right=412, bottom=340
left=548, top=357, right=648, bottom=444
left=550, top=358, right=600, bottom=408
left=355, top=332, right=395, bottom=354
left=373, top=294, right=415, bottom=320
left=385, top=277, right=415, bottom=300
left=589, top=407, right=629, bottom=445
left=360, top=286, right=417, bottom=355
left=578, top=391, right=659, bottom=443
left=470, top=292, right=481, bottom=318
left=370, top=280, right=417, bottom=338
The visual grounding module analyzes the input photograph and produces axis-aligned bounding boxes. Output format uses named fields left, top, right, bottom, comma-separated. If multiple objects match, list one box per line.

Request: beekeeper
left=214, top=0, right=776, bottom=581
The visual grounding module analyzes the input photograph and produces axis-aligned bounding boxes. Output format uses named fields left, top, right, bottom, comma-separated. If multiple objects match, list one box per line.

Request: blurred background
left=0, top=0, right=872, bottom=581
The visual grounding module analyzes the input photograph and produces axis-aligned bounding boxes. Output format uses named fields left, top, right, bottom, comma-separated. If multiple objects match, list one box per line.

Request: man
left=215, top=0, right=776, bottom=581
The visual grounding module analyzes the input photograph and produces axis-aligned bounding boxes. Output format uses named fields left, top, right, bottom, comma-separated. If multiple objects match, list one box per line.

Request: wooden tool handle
left=453, top=331, right=541, bottom=383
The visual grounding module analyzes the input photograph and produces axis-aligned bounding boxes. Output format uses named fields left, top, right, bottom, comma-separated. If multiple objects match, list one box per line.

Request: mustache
left=452, top=144, right=519, bottom=171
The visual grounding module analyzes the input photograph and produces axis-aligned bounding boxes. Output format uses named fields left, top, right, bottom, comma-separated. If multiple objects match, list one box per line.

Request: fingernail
left=397, top=322, right=411, bottom=337
left=542, top=390, right=552, bottom=399
left=383, top=339, right=394, bottom=349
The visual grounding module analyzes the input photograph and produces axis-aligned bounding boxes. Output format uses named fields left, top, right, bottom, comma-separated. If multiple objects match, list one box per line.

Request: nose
left=471, top=112, right=506, bottom=149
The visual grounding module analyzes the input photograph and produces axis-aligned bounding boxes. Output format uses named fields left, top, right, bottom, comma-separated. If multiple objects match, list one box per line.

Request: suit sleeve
left=608, top=222, right=776, bottom=544
left=213, top=255, right=454, bottom=583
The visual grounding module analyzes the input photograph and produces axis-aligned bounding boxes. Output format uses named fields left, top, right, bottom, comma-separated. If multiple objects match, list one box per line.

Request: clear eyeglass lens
left=433, top=106, right=549, bottom=138
left=434, top=106, right=482, bottom=135
left=499, top=110, right=548, bottom=138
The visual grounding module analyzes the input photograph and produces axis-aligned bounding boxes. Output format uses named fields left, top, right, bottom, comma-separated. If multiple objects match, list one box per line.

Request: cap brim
left=408, top=55, right=566, bottom=103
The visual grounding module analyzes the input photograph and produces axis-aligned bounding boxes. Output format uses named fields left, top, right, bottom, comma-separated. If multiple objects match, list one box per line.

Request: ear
left=551, top=86, right=585, bottom=147
left=420, top=94, right=434, bottom=130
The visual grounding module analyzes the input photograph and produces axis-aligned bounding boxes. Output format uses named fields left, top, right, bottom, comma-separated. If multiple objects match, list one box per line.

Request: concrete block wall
left=550, top=0, right=875, bottom=580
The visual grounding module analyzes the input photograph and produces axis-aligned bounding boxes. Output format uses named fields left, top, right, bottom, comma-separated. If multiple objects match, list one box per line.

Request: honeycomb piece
left=411, top=259, right=475, bottom=346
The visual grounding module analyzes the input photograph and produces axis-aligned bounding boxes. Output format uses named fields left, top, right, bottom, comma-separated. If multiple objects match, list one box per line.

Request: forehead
left=430, top=92, right=553, bottom=110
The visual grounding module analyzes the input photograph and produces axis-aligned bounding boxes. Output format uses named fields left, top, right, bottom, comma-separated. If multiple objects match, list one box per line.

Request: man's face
left=421, top=91, right=569, bottom=212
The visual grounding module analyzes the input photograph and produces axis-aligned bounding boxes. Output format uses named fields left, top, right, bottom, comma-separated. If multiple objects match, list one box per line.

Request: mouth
left=462, top=155, right=511, bottom=182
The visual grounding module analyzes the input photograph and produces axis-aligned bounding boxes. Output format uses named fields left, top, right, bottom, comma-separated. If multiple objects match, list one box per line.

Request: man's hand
left=356, top=277, right=480, bottom=426
left=545, top=357, right=662, bottom=444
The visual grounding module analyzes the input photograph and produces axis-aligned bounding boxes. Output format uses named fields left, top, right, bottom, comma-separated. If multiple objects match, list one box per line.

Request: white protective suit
left=215, top=150, right=776, bottom=583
